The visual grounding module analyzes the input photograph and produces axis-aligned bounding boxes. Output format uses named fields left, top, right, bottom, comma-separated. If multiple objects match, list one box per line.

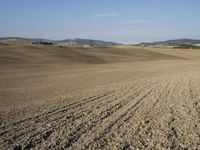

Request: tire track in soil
left=113, top=81, right=172, bottom=149
left=35, top=86, right=138, bottom=148
left=1, top=90, right=118, bottom=134
left=0, top=90, right=117, bottom=148
left=20, top=87, right=133, bottom=148
left=77, top=82, right=159, bottom=150
left=80, top=78, right=180, bottom=150
left=1, top=82, right=153, bottom=149
left=42, top=82, right=158, bottom=149
left=125, top=79, right=179, bottom=150
left=1, top=90, right=114, bottom=129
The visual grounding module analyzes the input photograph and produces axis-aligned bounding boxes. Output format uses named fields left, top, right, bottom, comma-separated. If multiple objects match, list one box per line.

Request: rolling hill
left=0, top=37, right=120, bottom=46
left=140, top=39, right=200, bottom=46
left=1, top=42, right=200, bottom=149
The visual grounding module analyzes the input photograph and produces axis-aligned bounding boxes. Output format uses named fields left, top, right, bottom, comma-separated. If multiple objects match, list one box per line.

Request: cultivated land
left=0, top=40, right=200, bottom=149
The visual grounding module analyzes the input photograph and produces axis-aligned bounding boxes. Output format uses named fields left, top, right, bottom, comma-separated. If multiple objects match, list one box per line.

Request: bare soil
left=0, top=43, right=200, bottom=149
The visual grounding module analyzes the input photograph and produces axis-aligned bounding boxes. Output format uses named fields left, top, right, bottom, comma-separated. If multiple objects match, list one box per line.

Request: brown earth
left=0, top=42, right=200, bottom=149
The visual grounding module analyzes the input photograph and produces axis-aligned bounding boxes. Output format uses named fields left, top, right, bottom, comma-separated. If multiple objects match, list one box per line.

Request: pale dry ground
left=0, top=41, right=200, bottom=149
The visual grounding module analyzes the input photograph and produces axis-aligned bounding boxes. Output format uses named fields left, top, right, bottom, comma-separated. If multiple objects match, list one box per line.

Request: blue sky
left=0, top=0, right=200, bottom=43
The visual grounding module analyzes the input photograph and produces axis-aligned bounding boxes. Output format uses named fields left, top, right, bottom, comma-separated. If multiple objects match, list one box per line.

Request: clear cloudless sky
left=0, top=0, right=200, bottom=43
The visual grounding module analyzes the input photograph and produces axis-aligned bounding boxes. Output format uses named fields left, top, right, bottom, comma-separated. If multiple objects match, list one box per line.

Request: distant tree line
left=32, top=41, right=54, bottom=45
left=173, top=44, right=200, bottom=49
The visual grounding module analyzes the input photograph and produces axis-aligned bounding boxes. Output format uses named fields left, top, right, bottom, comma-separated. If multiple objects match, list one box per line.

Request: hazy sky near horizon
left=0, top=0, right=200, bottom=43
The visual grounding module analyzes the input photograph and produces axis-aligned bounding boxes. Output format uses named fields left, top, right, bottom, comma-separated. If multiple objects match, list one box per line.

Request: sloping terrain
left=0, top=39, right=32, bottom=45
left=0, top=44, right=200, bottom=149
left=0, top=44, right=180, bottom=65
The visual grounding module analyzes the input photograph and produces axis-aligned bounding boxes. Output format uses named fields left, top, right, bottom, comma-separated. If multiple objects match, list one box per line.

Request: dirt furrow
left=74, top=82, right=159, bottom=150
left=1, top=90, right=114, bottom=128
left=0, top=90, right=117, bottom=136
left=0, top=91, right=117, bottom=148
left=1, top=65, right=200, bottom=149
left=41, top=82, right=158, bottom=149
left=0, top=83, right=145, bottom=149
left=124, top=79, right=179, bottom=150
